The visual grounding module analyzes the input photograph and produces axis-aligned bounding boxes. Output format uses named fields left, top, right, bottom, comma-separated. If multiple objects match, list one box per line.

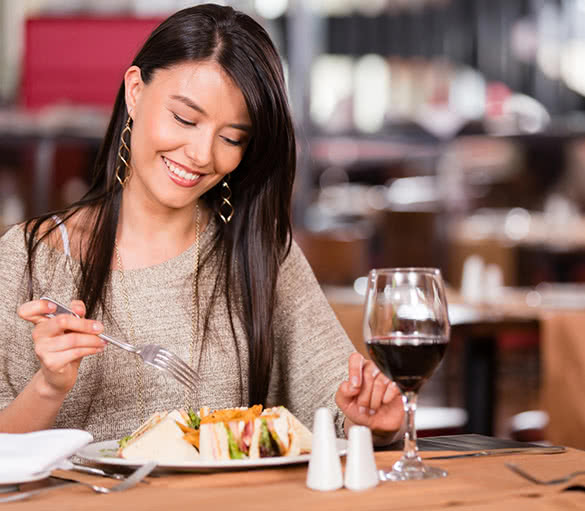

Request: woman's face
left=124, top=60, right=251, bottom=211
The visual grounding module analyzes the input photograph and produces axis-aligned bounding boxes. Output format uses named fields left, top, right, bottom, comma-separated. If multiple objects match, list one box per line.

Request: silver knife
left=69, top=463, right=150, bottom=483
left=69, top=463, right=125, bottom=480
left=424, top=446, right=566, bottom=460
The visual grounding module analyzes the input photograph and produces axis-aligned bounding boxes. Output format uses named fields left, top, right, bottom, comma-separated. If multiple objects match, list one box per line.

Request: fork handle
left=97, top=332, right=137, bottom=353
left=40, top=296, right=137, bottom=353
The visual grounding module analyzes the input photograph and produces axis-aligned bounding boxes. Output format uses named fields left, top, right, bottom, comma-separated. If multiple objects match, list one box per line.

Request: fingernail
left=92, top=322, right=103, bottom=332
left=358, top=406, right=367, bottom=415
left=371, top=367, right=380, bottom=378
left=382, top=375, right=390, bottom=385
left=368, top=408, right=376, bottom=416
left=47, top=302, right=56, bottom=311
left=351, top=376, right=359, bottom=387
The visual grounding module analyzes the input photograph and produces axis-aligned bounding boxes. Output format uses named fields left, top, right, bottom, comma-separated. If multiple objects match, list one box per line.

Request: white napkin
left=0, top=429, right=93, bottom=483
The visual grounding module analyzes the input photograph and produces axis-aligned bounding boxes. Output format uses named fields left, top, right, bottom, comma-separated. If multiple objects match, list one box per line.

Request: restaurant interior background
left=1, top=0, right=585, bottom=446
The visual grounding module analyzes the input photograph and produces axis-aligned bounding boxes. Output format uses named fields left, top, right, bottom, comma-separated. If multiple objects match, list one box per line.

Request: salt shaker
left=344, top=425, right=379, bottom=491
left=306, top=407, right=343, bottom=491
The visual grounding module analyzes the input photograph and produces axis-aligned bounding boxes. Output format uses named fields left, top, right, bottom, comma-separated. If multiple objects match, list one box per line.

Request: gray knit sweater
left=0, top=220, right=354, bottom=441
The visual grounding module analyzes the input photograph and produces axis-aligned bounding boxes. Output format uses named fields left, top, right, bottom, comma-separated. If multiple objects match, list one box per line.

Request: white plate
left=0, top=470, right=52, bottom=488
left=77, top=439, right=347, bottom=472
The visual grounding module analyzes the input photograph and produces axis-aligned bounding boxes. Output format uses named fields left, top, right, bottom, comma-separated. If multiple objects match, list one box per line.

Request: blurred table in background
left=294, top=229, right=370, bottom=286
left=0, top=107, right=106, bottom=219
left=447, top=208, right=585, bottom=288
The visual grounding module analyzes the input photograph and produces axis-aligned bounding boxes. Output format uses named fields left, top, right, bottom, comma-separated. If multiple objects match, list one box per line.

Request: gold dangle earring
left=218, top=178, right=234, bottom=224
left=115, top=113, right=133, bottom=188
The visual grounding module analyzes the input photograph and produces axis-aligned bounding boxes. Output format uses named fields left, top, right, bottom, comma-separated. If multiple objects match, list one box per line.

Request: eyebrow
left=170, top=94, right=252, bottom=133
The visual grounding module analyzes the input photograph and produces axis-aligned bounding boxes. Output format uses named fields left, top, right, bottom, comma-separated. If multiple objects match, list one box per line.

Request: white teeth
left=163, top=157, right=199, bottom=181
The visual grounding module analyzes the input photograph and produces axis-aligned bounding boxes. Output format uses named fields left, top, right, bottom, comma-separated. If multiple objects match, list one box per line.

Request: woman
left=0, top=4, right=403, bottom=443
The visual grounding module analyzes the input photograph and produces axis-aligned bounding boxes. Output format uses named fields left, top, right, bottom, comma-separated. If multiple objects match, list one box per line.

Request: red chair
left=21, top=16, right=163, bottom=109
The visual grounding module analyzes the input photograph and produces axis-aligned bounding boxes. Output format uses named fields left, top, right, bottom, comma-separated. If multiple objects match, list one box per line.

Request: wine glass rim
left=369, top=267, right=442, bottom=275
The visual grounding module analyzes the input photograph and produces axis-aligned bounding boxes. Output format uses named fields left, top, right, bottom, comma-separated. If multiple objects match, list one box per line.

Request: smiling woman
left=123, top=61, right=251, bottom=215
left=0, top=4, right=404, bottom=445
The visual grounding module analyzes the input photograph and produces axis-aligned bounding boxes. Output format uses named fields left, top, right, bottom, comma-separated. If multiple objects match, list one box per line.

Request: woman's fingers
left=69, top=300, right=86, bottom=318
left=17, top=299, right=88, bottom=325
left=338, top=352, right=401, bottom=421
left=18, top=298, right=100, bottom=396
left=34, top=330, right=106, bottom=372
left=369, top=372, right=391, bottom=411
left=30, top=303, right=105, bottom=371
left=17, top=299, right=57, bottom=324
left=35, top=332, right=106, bottom=354
left=40, top=346, right=105, bottom=373
left=382, top=380, right=400, bottom=404
left=347, top=352, right=364, bottom=389
left=33, top=314, right=103, bottom=340
left=356, top=361, right=389, bottom=414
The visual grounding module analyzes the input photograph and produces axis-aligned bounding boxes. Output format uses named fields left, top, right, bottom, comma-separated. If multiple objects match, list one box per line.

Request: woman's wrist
left=343, top=417, right=401, bottom=446
left=343, top=417, right=405, bottom=446
left=32, top=371, right=68, bottom=402
left=371, top=426, right=403, bottom=446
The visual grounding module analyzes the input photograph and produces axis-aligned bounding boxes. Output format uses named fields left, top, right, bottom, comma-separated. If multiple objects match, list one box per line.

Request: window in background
left=353, top=54, right=390, bottom=133
left=310, top=55, right=354, bottom=132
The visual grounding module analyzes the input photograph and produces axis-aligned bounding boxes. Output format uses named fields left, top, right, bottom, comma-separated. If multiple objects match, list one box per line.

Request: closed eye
left=172, top=112, right=196, bottom=126
left=221, top=136, right=244, bottom=146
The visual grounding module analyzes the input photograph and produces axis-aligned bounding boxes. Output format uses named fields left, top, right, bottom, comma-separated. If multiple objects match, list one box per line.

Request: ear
left=124, top=66, right=144, bottom=120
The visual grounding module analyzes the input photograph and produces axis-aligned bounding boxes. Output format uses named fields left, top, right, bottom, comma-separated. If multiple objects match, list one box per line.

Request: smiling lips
left=163, top=156, right=202, bottom=187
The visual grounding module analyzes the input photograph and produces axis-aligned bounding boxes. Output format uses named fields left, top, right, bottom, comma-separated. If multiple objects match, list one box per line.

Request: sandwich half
left=117, top=409, right=200, bottom=462
left=197, top=405, right=312, bottom=461
left=263, top=406, right=313, bottom=455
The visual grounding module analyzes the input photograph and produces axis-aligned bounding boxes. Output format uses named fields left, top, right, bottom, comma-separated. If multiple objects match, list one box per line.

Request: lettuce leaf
left=187, top=408, right=200, bottom=429
left=117, top=435, right=131, bottom=449
left=226, top=426, right=246, bottom=459
left=259, top=419, right=279, bottom=457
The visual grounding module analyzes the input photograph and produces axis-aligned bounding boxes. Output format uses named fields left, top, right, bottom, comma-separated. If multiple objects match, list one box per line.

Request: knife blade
left=424, top=446, right=566, bottom=460
left=68, top=463, right=151, bottom=483
left=69, top=463, right=126, bottom=480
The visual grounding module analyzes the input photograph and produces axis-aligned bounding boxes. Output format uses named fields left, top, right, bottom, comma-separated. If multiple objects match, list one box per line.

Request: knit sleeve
left=269, top=240, right=356, bottom=437
left=0, top=226, right=35, bottom=410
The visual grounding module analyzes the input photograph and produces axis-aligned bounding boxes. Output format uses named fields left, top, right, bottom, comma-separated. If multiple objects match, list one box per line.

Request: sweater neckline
left=37, top=215, right=218, bottom=276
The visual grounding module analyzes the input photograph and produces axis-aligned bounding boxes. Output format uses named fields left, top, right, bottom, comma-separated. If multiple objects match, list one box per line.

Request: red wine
left=366, top=335, right=448, bottom=393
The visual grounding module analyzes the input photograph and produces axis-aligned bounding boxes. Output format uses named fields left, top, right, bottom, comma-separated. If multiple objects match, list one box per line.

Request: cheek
left=132, top=113, right=178, bottom=163
left=215, top=147, right=246, bottom=175
left=146, top=116, right=179, bottom=152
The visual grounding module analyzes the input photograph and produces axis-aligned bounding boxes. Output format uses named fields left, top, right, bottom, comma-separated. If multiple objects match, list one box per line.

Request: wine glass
left=363, top=267, right=450, bottom=481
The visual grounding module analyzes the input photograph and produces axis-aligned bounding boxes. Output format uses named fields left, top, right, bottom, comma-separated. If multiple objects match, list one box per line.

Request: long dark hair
left=24, top=4, right=296, bottom=407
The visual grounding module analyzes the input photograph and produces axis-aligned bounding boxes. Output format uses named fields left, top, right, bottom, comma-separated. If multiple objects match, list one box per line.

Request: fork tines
left=153, top=349, right=198, bottom=392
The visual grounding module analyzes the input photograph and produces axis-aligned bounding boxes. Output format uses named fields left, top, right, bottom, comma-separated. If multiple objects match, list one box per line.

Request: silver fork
left=41, top=296, right=198, bottom=393
left=0, top=461, right=156, bottom=503
left=506, top=462, right=585, bottom=485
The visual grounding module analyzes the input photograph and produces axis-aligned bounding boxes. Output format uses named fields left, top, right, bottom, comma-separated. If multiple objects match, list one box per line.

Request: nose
left=184, top=130, right=213, bottom=168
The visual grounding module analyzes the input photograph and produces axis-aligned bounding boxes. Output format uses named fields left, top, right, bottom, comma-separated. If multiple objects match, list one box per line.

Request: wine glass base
left=379, top=457, right=448, bottom=481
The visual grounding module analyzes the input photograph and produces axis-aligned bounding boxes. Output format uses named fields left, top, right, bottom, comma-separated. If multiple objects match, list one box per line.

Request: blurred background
left=2, top=0, right=585, bottom=445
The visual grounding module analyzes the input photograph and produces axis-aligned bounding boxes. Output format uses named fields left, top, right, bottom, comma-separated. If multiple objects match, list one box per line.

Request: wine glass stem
left=402, top=391, right=419, bottom=459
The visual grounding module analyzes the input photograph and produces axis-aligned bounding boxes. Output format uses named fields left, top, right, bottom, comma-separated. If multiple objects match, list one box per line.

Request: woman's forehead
left=149, top=61, right=250, bottom=122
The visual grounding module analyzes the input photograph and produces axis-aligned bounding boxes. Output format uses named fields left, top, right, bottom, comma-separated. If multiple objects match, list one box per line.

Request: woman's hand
left=335, top=352, right=404, bottom=444
left=17, top=299, right=105, bottom=398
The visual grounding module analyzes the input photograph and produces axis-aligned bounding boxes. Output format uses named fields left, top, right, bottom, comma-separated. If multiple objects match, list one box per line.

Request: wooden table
left=4, top=438, right=584, bottom=510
